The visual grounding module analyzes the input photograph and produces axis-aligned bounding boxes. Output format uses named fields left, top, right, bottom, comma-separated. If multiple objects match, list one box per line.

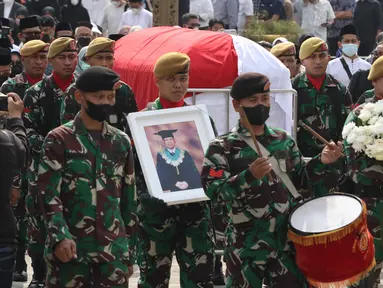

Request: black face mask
left=41, top=33, right=52, bottom=43
left=11, top=61, right=23, bottom=77
left=77, top=37, right=91, bottom=49
left=242, top=104, right=270, bottom=126
left=86, top=100, right=113, bottom=122
left=0, top=74, right=9, bottom=86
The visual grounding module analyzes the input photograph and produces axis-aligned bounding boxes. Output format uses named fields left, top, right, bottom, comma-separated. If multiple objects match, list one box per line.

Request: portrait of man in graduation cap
left=153, top=128, right=203, bottom=192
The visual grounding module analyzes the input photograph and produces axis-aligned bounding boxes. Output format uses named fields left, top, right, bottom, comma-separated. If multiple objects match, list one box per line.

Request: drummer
left=201, top=72, right=343, bottom=288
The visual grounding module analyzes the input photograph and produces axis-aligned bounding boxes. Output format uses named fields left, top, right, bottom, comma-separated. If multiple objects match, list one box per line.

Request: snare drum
left=288, top=193, right=375, bottom=288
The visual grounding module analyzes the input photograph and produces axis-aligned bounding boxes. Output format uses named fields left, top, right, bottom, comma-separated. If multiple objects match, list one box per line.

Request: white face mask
left=71, top=0, right=79, bottom=5
left=111, top=0, right=120, bottom=7
left=131, top=7, right=142, bottom=14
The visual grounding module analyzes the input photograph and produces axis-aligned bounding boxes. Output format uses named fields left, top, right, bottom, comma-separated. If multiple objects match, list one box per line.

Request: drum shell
left=294, top=218, right=375, bottom=285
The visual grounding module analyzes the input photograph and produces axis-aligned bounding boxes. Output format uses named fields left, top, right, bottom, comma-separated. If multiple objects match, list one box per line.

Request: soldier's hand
left=7, top=93, right=24, bottom=119
left=10, top=188, right=20, bottom=205
left=321, top=141, right=343, bottom=164
left=249, top=157, right=272, bottom=180
left=54, top=239, right=77, bottom=263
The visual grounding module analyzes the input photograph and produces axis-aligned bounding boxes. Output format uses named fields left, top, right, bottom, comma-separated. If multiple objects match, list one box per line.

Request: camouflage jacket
left=356, top=89, right=376, bottom=106
left=201, top=122, right=331, bottom=233
left=0, top=72, right=34, bottom=98
left=23, top=75, right=76, bottom=157
left=343, top=105, right=383, bottom=197
left=61, top=81, right=138, bottom=132
left=38, top=114, right=138, bottom=264
left=0, top=72, right=34, bottom=129
left=292, top=72, right=352, bottom=157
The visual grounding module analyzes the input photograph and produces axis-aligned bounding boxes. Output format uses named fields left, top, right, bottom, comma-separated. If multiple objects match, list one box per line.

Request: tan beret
left=299, top=37, right=328, bottom=60
left=86, top=37, right=115, bottom=57
left=154, top=52, right=190, bottom=78
left=270, top=42, right=296, bottom=58
left=368, top=56, right=383, bottom=81
left=20, top=40, right=48, bottom=57
left=47, top=37, right=76, bottom=59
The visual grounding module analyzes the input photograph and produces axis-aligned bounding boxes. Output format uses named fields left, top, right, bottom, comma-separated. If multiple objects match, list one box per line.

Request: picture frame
left=127, top=104, right=215, bottom=205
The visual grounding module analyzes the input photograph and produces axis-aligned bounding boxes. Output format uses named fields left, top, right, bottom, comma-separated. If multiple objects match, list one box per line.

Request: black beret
left=0, top=17, right=10, bottom=27
left=0, top=48, right=11, bottom=66
left=40, top=16, right=55, bottom=28
left=230, top=73, right=270, bottom=100
left=108, top=34, right=124, bottom=41
left=76, top=67, right=120, bottom=92
left=19, top=16, right=40, bottom=30
left=340, top=24, right=357, bottom=38
left=0, top=38, right=12, bottom=49
left=77, top=21, right=93, bottom=30
left=55, top=22, right=73, bottom=32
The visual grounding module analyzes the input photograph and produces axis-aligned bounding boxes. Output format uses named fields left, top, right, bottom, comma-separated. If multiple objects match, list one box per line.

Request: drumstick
left=298, top=120, right=344, bottom=157
left=238, top=106, right=274, bottom=183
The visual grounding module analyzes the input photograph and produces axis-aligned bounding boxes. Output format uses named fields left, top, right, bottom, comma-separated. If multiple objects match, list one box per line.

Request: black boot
left=28, top=258, right=46, bottom=288
left=212, top=255, right=225, bottom=286
left=13, top=247, right=28, bottom=282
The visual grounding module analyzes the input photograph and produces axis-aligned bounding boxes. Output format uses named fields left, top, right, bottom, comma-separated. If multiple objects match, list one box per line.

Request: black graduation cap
left=0, top=17, right=10, bottom=27
left=55, top=22, right=73, bottom=32
left=0, top=48, right=11, bottom=66
left=19, top=16, right=40, bottom=31
left=109, top=34, right=124, bottom=41
left=77, top=21, right=93, bottom=30
left=340, top=24, right=357, bottom=38
left=155, top=129, right=178, bottom=139
left=40, top=16, right=55, bottom=28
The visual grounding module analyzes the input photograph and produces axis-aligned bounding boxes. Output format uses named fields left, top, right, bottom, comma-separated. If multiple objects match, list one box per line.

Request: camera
left=0, top=92, right=8, bottom=111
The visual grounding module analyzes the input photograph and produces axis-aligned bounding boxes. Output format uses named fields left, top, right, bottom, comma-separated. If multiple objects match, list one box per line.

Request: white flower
left=365, top=139, right=383, bottom=160
left=359, top=109, right=373, bottom=123
left=368, top=116, right=379, bottom=125
left=342, top=122, right=356, bottom=139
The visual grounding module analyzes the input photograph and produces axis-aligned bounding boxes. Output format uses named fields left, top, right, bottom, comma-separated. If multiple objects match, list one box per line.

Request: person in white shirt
left=295, top=0, right=335, bottom=41
left=327, top=24, right=371, bottom=87
left=82, top=0, right=109, bottom=26
left=190, top=0, right=214, bottom=28
left=237, top=0, right=253, bottom=35
left=101, top=0, right=127, bottom=36
left=118, top=0, right=153, bottom=31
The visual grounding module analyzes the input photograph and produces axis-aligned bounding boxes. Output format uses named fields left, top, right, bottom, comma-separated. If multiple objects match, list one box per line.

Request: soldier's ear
left=74, top=89, right=83, bottom=105
left=232, top=99, right=240, bottom=112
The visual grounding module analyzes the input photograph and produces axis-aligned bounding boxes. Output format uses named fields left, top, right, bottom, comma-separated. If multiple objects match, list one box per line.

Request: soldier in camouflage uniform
left=60, top=37, right=138, bottom=131
left=23, top=37, right=78, bottom=288
left=292, top=37, right=352, bottom=158
left=343, top=56, right=383, bottom=287
left=201, top=72, right=344, bottom=288
left=137, top=52, right=215, bottom=288
left=37, top=66, right=137, bottom=287
left=0, top=40, right=49, bottom=284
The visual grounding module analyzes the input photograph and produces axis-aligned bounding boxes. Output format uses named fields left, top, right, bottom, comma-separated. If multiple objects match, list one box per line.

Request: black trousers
left=327, top=37, right=340, bottom=56
left=359, top=40, right=376, bottom=57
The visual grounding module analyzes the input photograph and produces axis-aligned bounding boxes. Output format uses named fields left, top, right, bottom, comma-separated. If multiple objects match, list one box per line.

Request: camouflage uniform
left=38, top=114, right=138, bottom=287
left=201, top=122, right=332, bottom=288
left=23, top=75, right=75, bottom=274
left=292, top=72, right=352, bottom=157
left=137, top=98, right=215, bottom=288
left=356, top=89, right=375, bottom=105
left=60, top=81, right=138, bottom=131
left=1, top=72, right=35, bottom=274
left=343, top=102, right=383, bottom=277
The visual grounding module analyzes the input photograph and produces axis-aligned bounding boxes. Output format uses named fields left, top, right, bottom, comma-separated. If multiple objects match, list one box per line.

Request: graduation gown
left=156, top=148, right=202, bottom=192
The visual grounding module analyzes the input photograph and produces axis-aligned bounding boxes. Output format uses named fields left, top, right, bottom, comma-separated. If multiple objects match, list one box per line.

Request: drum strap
left=233, top=128, right=302, bottom=200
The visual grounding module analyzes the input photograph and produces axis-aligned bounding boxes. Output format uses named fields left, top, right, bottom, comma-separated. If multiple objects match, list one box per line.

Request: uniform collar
left=297, top=72, right=337, bottom=89
left=72, top=112, right=113, bottom=139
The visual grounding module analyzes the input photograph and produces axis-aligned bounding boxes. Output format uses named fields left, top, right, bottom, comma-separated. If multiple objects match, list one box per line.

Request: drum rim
left=288, top=193, right=363, bottom=236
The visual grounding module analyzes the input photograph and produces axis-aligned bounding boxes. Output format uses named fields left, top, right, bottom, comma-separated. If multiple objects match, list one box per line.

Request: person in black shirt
left=0, top=93, right=28, bottom=288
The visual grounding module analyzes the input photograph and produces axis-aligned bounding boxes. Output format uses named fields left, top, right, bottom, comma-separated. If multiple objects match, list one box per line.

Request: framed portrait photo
left=127, top=105, right=216, bottom=205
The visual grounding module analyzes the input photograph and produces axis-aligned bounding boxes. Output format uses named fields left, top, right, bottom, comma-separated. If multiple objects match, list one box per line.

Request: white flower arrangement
left=342, top=100, right=383, bottom=161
